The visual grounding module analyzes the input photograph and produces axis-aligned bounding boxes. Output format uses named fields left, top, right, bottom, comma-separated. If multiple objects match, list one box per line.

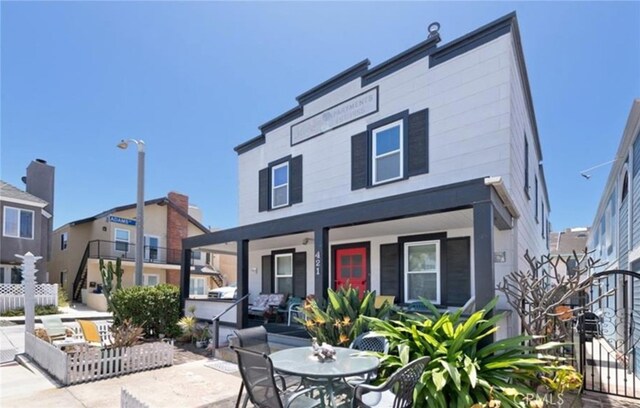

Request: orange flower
left=304, top=320, right=315, bottom=328
left=341, top=316, right=351, bottom=326
left=338, top=334, right=350, bottom=345
left=315, top=317, right=326, bottom=325
left=333, top=319, right=342, bottom=328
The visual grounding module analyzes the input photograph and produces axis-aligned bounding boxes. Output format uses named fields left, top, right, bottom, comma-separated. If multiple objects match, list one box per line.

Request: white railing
left=0, top=283, right=58, bottom=313
left=121, top=388, right=150, bottom=408
left=26, top=332, right=174, bottom=385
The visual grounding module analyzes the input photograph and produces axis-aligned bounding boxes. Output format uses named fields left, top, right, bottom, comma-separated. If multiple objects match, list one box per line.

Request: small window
left=404, top=240, right=440, bottom=303
left=144, top=235, right=159, bottom=261
left=534, top=175, right=539, bottom=222
left=621, top=171, right=629, bottom=202
left=372, top=120, right=403, bottom=184
left=3, top=206, right=34, bottom=239
left=524, top=136, right=530, bottom=199
left=192, top=250, right=202, bottom=260
left=114, top=228, right=130, bottom=252
left=144, top=274, right=159, bottom=286
left=60, top=232, right=68, bottom=250
left=190, top=277, right=206, bottom=297
left=274, top=253, right=293, bottom=295
left=271, top=162, right=289, bottom=208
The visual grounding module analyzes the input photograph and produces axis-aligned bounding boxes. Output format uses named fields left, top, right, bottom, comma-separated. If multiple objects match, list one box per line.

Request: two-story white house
left=182, top=12, right=551, bottom=338
left=586, top=99, right=640, bottom=383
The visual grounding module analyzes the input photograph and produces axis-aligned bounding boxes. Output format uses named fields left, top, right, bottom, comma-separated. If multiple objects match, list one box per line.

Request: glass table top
left=270, top=346, right=379, bottom=379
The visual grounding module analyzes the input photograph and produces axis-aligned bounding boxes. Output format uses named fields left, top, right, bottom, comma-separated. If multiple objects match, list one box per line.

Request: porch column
left=179, top=249, right=192, bottom=315
left=473, top=201, right=495, bottom=312
left=236, top=239, right=249, bottom=329
left=313, top=227, right=329, bottom=305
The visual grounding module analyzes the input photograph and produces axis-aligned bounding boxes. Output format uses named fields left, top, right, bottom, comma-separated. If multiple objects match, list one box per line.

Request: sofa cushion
left=267, top=294, right=286, bottom=307
left=252, top=294, right=270, bottom=309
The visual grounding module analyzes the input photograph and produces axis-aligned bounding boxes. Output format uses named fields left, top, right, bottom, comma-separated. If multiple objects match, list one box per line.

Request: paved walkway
left=1, top=358, right=241, bottom=407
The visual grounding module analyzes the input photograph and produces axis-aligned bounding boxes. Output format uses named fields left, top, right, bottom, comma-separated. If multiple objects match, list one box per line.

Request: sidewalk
left=0, top=302, right=112, bottom=325
left=1, top=357, right=241, bottom=407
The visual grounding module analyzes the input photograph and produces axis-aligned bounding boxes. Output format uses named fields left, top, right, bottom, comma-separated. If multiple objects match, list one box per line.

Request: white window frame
left=143, top=274, right=160, bottom=286
left=274, top=253, right=293, bottom=293
left=144, top=234, right=160, bottom=261
left=61, top=232, right=68, bottom=251
left=372, top=120, right=403, bottom=185
left=404, top=240, right=440, bottom=304
left=114, top=228, right=130, bottom=252
left=271, top=162, right=289, bottom=209
left=3, top=206, right=35, bottom=239
left=190, top=276, right=207, bottom=298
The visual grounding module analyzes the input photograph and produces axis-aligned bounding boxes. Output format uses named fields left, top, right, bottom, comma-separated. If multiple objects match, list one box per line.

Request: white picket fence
left=121, top=388, right=150, bottom=408
left=25, top=332, right=174, bottom=385
left=0, top=283, right=58, bottom=313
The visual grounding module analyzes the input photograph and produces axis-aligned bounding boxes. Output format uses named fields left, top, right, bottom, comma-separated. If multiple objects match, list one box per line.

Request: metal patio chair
left=351, top=356, right=431, bottom=408
left=40, top=315, right=67, bottom=342
left=232, top=346, right=322, bottom=408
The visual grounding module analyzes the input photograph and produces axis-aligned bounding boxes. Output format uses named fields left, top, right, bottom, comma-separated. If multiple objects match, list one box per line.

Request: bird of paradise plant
left=297, top=285, right=392, bottom=346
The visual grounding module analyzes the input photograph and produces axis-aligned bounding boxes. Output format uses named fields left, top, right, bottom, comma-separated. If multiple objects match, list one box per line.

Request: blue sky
left=2, top=1, right=639, bottom=232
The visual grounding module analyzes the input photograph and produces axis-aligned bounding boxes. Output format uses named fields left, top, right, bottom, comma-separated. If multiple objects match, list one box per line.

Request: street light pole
left=117, top=139, right=145, bottom=286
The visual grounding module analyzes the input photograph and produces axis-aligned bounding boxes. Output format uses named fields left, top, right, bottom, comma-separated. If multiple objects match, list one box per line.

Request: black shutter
left=379, top=244, right=399, bottom=298
left=445, top=238, right=471, bottom=306
left=261, top=255, right=272, bottom=294
left=258, top=168, right=269, bottom=212
left=407, top=109, right=429, bottom=176
left=351, top=131, right=368, bottom=190
left=289, top=156, right=303, bottom=205
left=293, top=252, right=307, bottom=298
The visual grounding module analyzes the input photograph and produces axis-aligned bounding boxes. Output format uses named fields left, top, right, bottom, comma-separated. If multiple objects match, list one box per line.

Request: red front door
left=335, top=247, right=368, bottom=297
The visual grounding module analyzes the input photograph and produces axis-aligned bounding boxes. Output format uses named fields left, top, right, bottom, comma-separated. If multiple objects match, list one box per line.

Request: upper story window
left=60, top=232, right=68, bottom=250
left=534, top=175, right=539, bottom=222
left=271, top=162, right=289, bottom=208
left=3, top=206, right=34, bottom=239
left=524, top=135, right=530, bottom=199
left=258, top=156, right=303, bottom=212
left=372, top=120, right=403, bottom=184
left=351, top=109, right=429, bottom=191
left=114, top=228, right=130, bottom=252
left=621, top=170, right=629, bottom=202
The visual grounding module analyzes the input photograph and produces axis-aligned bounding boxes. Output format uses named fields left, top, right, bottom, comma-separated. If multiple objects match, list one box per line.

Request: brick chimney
left=166, top=191, right=189, bottom=286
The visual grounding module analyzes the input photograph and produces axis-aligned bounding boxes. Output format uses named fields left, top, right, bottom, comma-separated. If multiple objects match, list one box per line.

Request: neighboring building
left=586, top=99, right=640, bottom=375
left=49, top=192, right=235, bottom=311
left=182, top=12, right=551, bottom=338
left=549, top=227, right=590, bottom=277
left=0, top=159, right=55, bottom=283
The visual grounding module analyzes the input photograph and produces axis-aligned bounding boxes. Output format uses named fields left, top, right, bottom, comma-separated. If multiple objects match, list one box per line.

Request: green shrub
left=111, top=284, right=181, bottom=338
left=58, top=286, right=70, bottom=308
left=1, top=304, right=60, bottom=317
left=366, top=297, right=570, bottom=408
left=298, top=285, right=391, bottom=346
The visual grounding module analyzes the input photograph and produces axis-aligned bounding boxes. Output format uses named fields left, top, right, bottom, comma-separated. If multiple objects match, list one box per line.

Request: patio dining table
left=270, top=346, right=379, bottom=408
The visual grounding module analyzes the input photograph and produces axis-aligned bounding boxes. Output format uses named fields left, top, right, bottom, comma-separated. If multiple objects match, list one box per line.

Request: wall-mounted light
left=494, top=251, right=507, bottom=263
left=251, top=267, right=258, bottom=274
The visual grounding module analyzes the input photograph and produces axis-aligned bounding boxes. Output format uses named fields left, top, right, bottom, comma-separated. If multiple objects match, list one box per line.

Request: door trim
left=331, top=242, right=371, bottom=292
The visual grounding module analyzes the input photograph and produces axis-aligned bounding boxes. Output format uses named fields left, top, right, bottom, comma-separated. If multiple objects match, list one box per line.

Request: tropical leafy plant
left=109, top=318, right=145, bottom=348
left=366, top=297, right=566, bottom=408
left=297, top=285, right=392, bottom=346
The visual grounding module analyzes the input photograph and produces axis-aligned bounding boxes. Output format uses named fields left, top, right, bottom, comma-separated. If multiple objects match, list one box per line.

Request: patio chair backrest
left=406, top=301, right=429, bottom=313
left=40, top=316, right=67, bottom=340
left=232, top=346, right=284, bottom=408
left=234, top=326, right=271, bottom=354
left=353, top=355, right=430, bottom=408
left=350, top=332, right=389, bottom=354
left=77, top=319, right=102, bottom=344
left=386, top=356, right=430, bottom=408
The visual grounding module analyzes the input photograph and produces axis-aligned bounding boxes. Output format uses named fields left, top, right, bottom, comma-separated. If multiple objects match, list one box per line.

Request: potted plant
left=195, top=323, right=211, bottom=348
left=178, top=315, right=197, bottom=343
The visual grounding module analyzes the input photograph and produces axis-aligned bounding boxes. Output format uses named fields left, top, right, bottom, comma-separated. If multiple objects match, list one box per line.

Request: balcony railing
left=87, top=240, right=187, bottom=265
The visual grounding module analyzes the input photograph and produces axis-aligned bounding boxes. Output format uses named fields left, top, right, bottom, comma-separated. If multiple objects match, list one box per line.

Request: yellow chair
left=374, top=295, right=395, bottom=309
left=77, top=320, right=106, bottom=347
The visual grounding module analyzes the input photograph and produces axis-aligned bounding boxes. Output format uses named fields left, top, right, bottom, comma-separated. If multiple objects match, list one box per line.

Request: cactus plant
left=100, top=257, right=124, bottom=316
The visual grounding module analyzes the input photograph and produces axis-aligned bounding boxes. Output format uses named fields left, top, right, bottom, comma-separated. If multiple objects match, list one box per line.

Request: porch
left=180, top=178, right=518, bottom=336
